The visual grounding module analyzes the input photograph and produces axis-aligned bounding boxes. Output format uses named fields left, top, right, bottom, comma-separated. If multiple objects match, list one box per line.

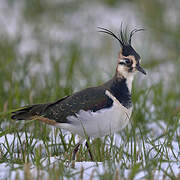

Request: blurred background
left=0, top=0, right=179, bottom=134
left=0, top=1, right=179, bottom=178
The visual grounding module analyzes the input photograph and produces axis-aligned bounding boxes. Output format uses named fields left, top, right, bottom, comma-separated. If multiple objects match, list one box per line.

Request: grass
left=0, top=44, right=179, bottom=179
left=0, top=0, right=180, bottom=179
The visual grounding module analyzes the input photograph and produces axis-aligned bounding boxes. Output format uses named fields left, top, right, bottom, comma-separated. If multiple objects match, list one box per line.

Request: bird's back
left=11, top=81, right=114, bottom=123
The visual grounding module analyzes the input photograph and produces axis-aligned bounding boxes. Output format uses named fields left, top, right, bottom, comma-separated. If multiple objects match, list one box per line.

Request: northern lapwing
left=11, top=26, right=146, bottom=161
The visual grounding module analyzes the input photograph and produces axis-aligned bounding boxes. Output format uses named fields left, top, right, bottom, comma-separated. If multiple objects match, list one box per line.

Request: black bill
left=136, top=65, right=146, bottom=75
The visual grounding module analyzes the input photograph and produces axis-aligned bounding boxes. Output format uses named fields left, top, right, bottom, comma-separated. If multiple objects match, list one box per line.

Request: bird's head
left=99, top=26, right=146, bottom=79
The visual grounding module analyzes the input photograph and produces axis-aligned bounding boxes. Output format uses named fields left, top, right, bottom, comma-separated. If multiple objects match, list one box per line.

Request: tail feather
left=11, top=103, right=49, bottom=120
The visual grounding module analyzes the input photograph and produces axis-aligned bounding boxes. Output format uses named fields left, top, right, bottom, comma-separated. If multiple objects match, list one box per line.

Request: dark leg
left=72, top=143, right=80, bottom=161
left=85, top=140, right=94, bottom=161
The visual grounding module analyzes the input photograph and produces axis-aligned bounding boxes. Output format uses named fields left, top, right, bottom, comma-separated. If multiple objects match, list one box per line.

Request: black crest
left=98, top=25, right=144, bottom=61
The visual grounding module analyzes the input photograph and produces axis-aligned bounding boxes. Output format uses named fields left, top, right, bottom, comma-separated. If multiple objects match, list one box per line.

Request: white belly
left=57, top=90, right=132, bottom=138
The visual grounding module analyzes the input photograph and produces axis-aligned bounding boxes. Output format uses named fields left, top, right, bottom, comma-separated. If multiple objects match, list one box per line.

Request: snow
left=0, top=129, right=179, bottom=180
left=1, top=159, right=179, bottom=180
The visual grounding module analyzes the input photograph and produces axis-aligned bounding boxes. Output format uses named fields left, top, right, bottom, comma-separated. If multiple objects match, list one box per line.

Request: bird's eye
left=124, top=58, right=131, bottom=65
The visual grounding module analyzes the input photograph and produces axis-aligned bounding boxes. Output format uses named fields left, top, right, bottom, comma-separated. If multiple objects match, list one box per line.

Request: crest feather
left=98, top=24, right=144, bottom=47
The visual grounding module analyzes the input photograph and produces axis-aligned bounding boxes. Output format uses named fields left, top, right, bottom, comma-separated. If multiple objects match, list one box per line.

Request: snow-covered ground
left=0, top=159, right=179, bottom=180
left=0, top=126, right=179, bottom=180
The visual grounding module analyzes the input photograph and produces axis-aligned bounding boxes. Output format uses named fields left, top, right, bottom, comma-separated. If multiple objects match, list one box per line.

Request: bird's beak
left=136, top=64, right=146, bottom=75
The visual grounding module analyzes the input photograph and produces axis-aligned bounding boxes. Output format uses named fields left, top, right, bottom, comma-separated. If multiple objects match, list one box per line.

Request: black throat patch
left=109, top=78, right=132, bottom=108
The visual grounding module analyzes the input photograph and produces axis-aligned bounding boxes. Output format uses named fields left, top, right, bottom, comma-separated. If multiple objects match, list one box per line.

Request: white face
left=116, top=52, right=146, bottom=79
left=116, top=55, right=137, bottom=79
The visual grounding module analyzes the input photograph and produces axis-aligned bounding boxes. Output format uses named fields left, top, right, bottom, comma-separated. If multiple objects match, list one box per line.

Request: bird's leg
left=85, top=138, right=94, bottom=161
left=72, top=142, right=80, bottom=161
left=72, top=137, right=84, bottom=161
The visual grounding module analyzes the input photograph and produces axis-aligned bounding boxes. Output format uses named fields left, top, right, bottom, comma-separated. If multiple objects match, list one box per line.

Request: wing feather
left=43, top=87, right=113, bottom=123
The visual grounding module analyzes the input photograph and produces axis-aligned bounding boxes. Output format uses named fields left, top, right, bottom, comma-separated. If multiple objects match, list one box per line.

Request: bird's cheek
left=128, top=66, right=136, bottom=73
left=128, top=67, right=133, bottom=72
left=117, top=65, right=124, bottom=73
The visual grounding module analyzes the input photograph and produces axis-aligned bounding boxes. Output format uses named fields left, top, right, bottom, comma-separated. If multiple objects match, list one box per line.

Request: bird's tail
left=11, top=104, right=48, bottom=120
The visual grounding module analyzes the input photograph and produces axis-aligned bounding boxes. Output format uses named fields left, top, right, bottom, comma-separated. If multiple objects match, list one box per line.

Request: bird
left=11, top=26, right=146, bottom=161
